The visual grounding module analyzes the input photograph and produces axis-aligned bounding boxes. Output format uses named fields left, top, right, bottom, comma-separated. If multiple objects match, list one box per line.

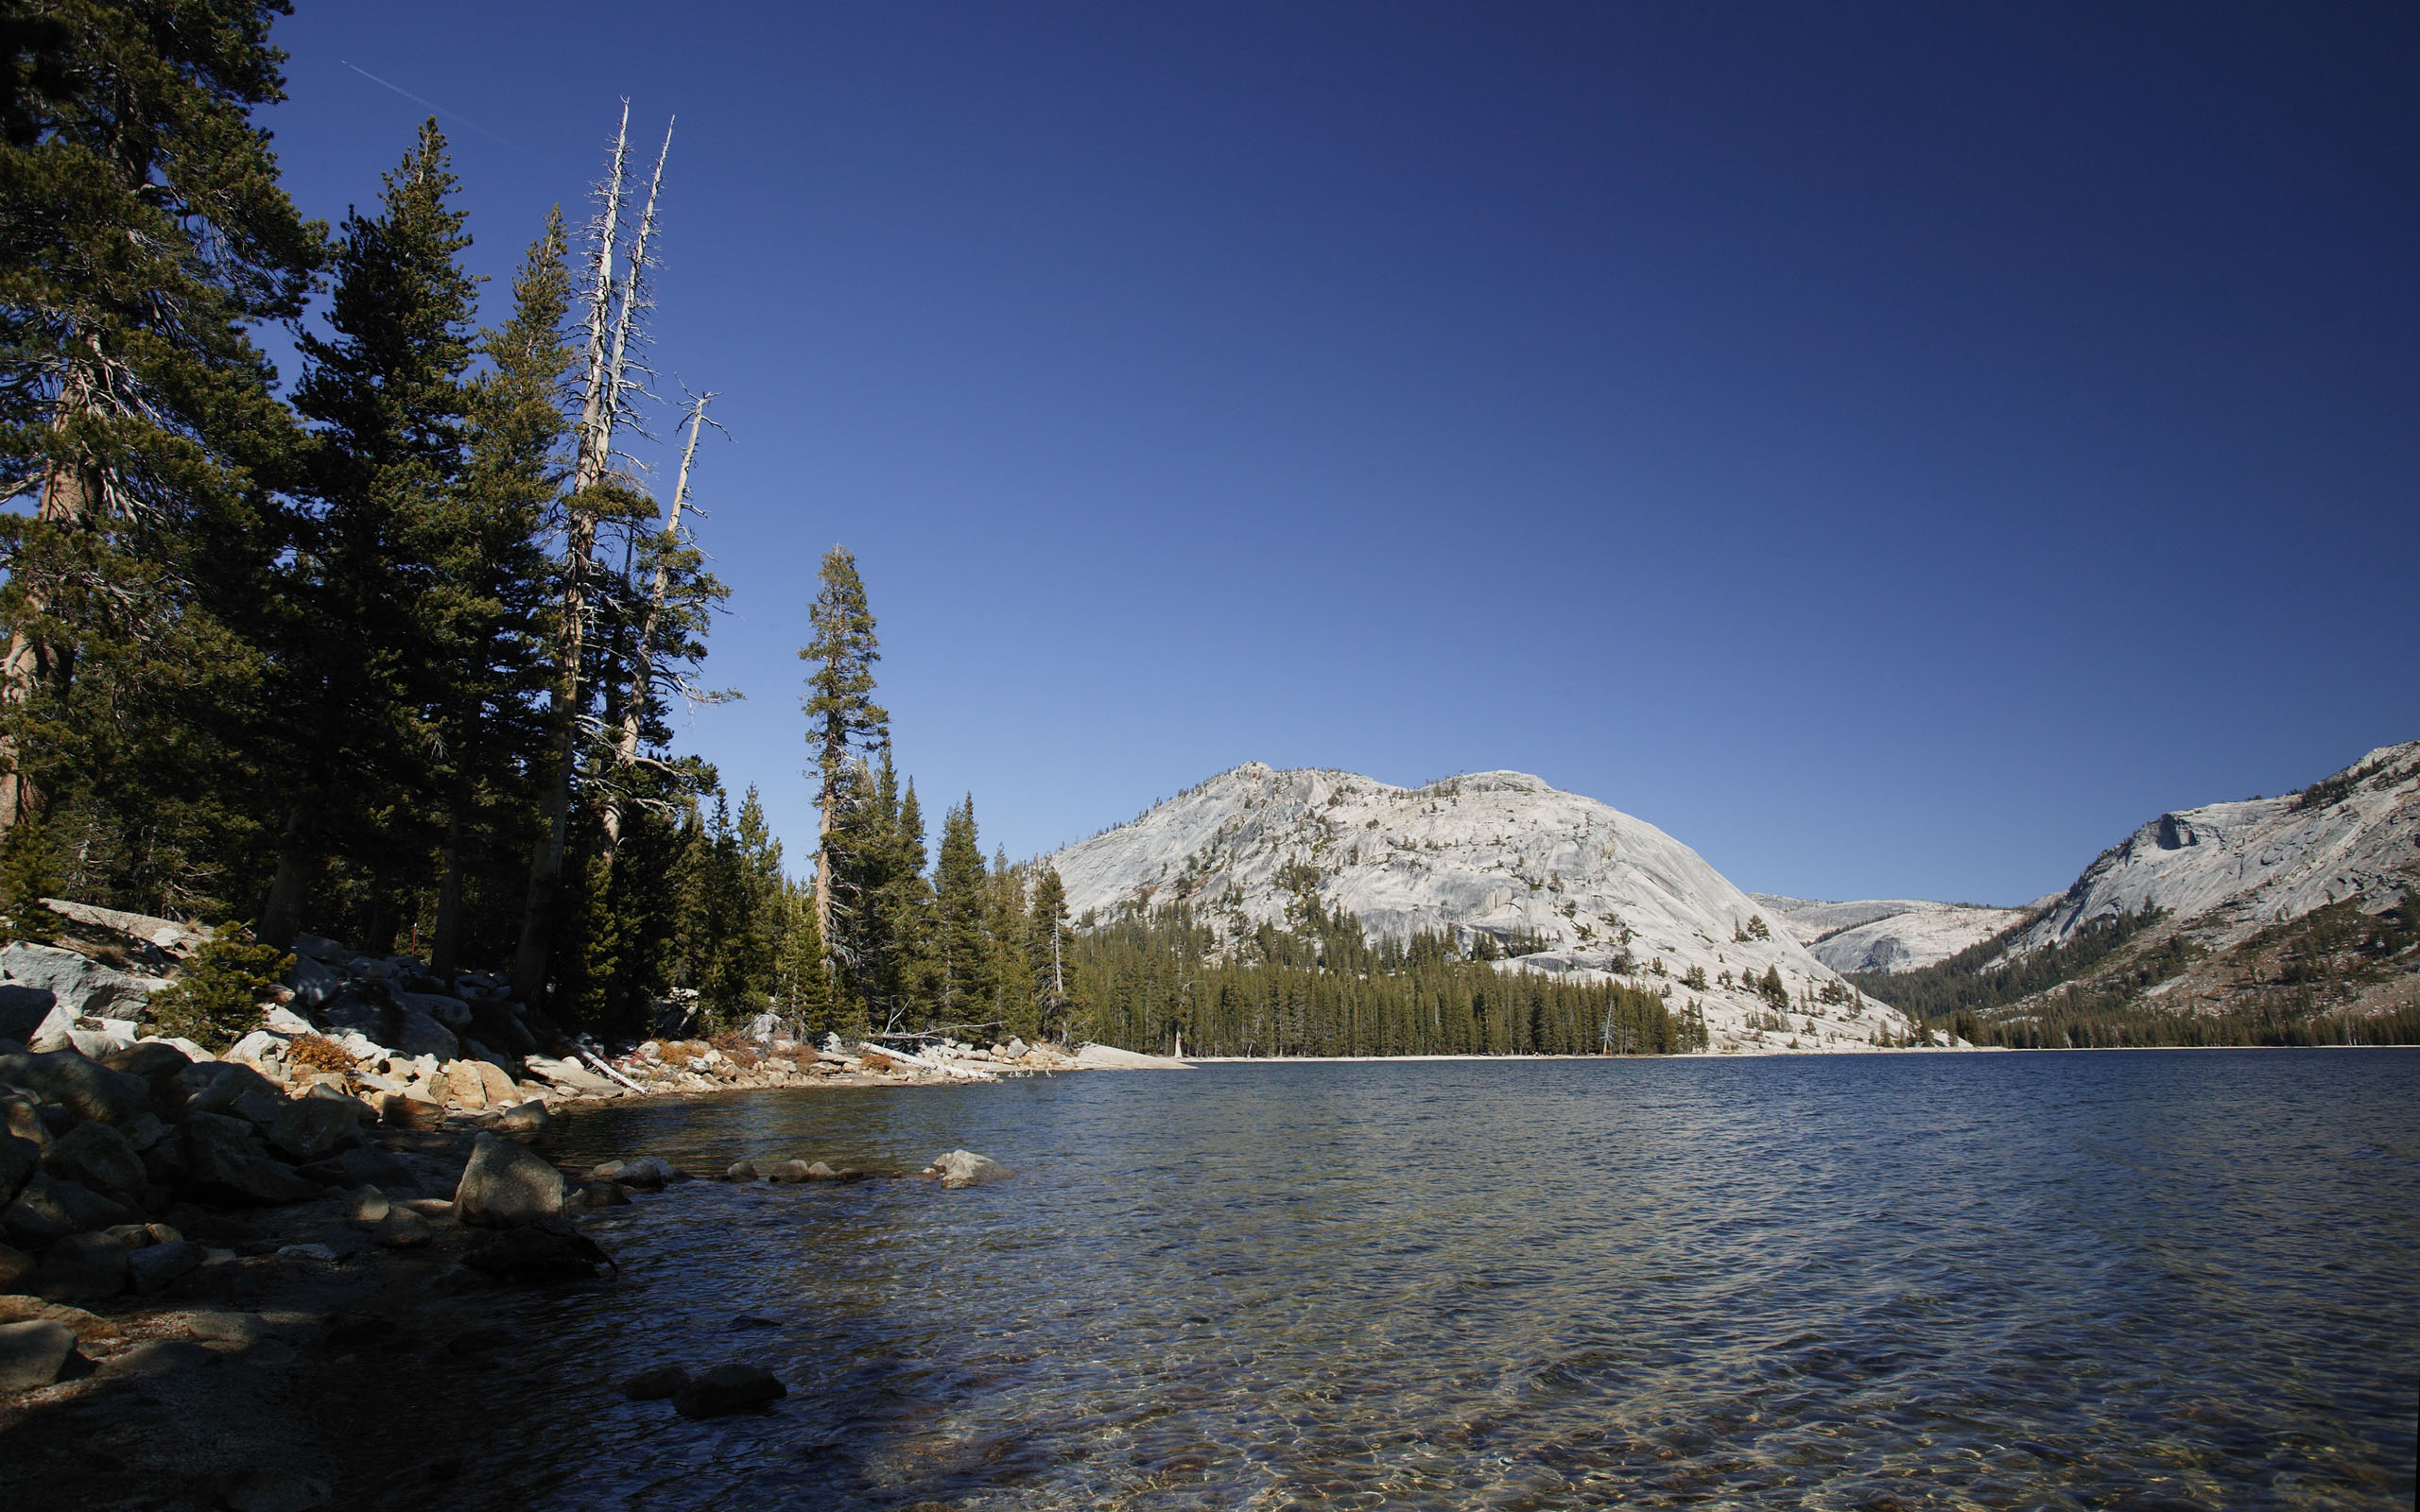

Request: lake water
left=469, top=1051, right=2416, bottom=1509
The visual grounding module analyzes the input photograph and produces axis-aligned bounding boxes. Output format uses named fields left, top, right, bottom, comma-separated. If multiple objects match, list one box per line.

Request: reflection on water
left=469, top=1051, right=2415, bottom=1509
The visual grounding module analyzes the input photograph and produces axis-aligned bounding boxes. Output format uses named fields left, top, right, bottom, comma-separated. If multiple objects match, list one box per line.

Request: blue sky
left=264, top=2, right=2416, bottom=906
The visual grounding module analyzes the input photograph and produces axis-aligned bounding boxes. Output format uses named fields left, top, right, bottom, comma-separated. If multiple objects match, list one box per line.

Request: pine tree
left=1027, top=866, right=1073, bottom=1040
left=986, top=846, right=1037, bottom=1040
left=799, top=546, right=887, bottom=958
left=930, top=795, right=988, bottom=1023
left=428, top=211, right=571, bottom=976
left=261, top=118, right=477, bottom=948
left=0, top=0, right=320, bottom=908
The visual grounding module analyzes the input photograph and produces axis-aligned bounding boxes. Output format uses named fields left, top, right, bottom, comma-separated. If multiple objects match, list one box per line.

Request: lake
left=462, top=1050, right=2417, bottom=1509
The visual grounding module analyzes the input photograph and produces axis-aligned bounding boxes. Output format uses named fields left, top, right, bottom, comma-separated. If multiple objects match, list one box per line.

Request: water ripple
left=450, top=1050, right=2414, bottom=1510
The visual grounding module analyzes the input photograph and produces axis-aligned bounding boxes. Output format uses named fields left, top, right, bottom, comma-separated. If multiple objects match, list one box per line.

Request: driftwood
left=854, top=1042, right=997, bottom=1082
left=580, top=1048, right=649, bottom=1093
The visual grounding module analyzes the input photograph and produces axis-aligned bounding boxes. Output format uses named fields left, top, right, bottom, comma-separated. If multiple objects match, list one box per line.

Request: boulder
left=487, top=1099, right=556, bottom=1143
left=300, top=1144, right=419, bottom=1192
left=41, top=1120, right=144, bottom=1198
left=930, top=1149, right=1011, bottom=1189
left=343, top=1185, right=390, bottom=1227
left=724, top=1160, right=759, bottom=1182
left=525, top=1055, right=616, bottom=1094
left=177, top=1059, right=282, bottom=1117
left=182, top=1112, right=321, bottom=1206
left=0, top=1317, right=78, bottom=1390
left=804, top=1160, right=838, bottom=1182
left=0, top=942, right=156, bottom=1021
left=31, top=1231, right=130, bottom=1301
left=460, top=1214, right=611, bottom=1279
left=64, top=1020, right=140, bottom=1058
left=378, top=1092, right=444, bottom=1131
left=371, top=1208, right=431, bottom=1248
left=0, top=1132, right=36, bottom=1207
left=0, top=1096, right=46, bottom=1152
left=97, top=1337, right=218, bottom=1378
left=398, top=991, right=473, bottom=1030
left=228, top=1029, right=287, bottom=1067
left=0, top=984, right=56, bottom=1043
left=102, top=1040, right=192, bottom=1111
left=439, top=1059, right=490, bottom=1110
left=767, top=1160, right=812, bottom=1184
left=4, top=1173, right=132, bottom=1248
left=0, top=1048, right=152, bottom=1125
left=228, top=1089, right=287, bottom=1129
left=575, top=1180, right=630, bottom=1208
left=266, top=1096, right=361, bottom=1163
left=292, top=934, right=349, bottom=964
left=285, top=954, right=343, bottom=1009
left=470, top=1059, right=517, bottom=1106
left=127, top=1237, right=204, bottom=1295
left=453, top=1132, right=567, bottom=1227
left=391, top=1007, right=458, bottom=1060
left=622, top=1364, right=689, bottom=1400
left=670, top=1363, right=786, bottom=1418
left=466, top=999, right=537, bottom=1056
left=614, top=1156, right=675, bottom=1192
left=0, top=1241, right=27, bottom=1293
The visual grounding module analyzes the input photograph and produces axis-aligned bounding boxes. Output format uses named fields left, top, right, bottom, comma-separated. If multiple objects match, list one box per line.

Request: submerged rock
left=723, top=1160, right=759, bottom=1182
left=930, top=1149, right=1012, bottom=1189
left=671, top=1362, right=786, bottom=1418
left=461, top=1215, right=611, bottom=1280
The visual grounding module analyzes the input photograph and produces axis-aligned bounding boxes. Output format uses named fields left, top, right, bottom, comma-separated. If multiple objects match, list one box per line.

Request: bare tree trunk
left=259, top=801, right=318, bottom=950
left=600, top=387, right=711, bottom=855
left=0, top=433, right=103, bottom=841
left=511, top=107, right=639, bottom=1007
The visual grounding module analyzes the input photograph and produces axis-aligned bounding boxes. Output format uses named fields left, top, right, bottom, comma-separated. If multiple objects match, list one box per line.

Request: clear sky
left=262, top=2, right=2416, bottom=907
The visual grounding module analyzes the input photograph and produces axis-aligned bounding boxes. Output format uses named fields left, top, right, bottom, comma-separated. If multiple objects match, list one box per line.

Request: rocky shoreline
left=2, top=1054, right=1020, bottom=1511
left=0, top=900, right=1086, bottom=1510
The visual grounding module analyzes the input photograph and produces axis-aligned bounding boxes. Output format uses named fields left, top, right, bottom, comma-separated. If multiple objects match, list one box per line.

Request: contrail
left=340, top=60, right=513, bottom=146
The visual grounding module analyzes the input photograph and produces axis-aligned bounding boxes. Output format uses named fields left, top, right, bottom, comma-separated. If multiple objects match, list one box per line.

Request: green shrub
left=149, top=928, right=292, bottom=1051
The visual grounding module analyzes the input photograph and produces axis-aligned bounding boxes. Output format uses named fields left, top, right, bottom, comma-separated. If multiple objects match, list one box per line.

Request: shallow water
left=470, top=1051, right=2415, bottom=1509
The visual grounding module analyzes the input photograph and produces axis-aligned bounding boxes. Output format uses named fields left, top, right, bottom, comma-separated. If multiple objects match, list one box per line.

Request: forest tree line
left=0, top=4, right=1720, bottom=1058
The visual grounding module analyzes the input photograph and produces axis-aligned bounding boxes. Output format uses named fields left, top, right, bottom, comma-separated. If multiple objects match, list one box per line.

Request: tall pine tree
left=261, top=118, right=475, bottom=949
left=0, top=0, right=320, bottom=912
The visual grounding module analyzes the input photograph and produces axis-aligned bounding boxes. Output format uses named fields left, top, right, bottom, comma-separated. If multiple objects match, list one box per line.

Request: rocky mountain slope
left=1842, top=742, right=2420, bottom=1031
left=1046, top=764, right=1913, bottom=1052
left=1752, top=895, right=2036, bottom=974
left=2013, top=741, right=2419, bottom=956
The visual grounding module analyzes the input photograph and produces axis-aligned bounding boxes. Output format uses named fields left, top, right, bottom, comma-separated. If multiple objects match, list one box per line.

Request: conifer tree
left=930, top=795, right=988, bottom=1022
left=427, top=212, right=572, bottom=975
left=800, top=546, right=887, bottom=960
left=0, top=0, right=320, bottom=907
left=986, top=845, right=1038, bottom=1040
left=261, top=119, right=476, bottom=948
left=1028, top=866, right=1073, bottom=1040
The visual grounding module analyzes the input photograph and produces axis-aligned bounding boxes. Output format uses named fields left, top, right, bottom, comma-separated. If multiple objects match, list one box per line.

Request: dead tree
left=510, top=107, right=674, bottom=1005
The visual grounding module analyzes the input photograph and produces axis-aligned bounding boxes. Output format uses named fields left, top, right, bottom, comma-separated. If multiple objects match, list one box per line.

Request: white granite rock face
left=2008, top=740, right=2420, bottom=956
left=1046, top=764, right=1911, bottom=1052
left=1752, top=895, right=2037, bottom=974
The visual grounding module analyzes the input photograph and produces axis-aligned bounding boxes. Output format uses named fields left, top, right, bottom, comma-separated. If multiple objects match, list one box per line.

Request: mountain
left=1046, top=764, right=1914, bottom=1052
left=1846, top=741, right=2420, bottom=1038
left=1753, top=895, right=2038, bottom=973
